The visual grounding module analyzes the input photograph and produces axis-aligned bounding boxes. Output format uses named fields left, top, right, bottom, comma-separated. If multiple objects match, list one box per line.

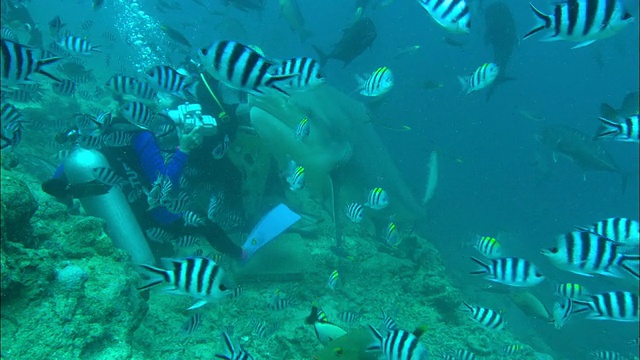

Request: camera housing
left=166, top=103, right=217, bottom=136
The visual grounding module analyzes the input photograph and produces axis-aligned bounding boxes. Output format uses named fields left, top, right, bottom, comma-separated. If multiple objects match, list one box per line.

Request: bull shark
left=483, top=2, right=518, bottom=101
left=536, top=125, right=628, bottom=189
left=312, top=17, right=377, bottom=68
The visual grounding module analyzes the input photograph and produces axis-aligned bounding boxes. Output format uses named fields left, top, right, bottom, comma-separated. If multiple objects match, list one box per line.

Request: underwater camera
left=165, top=103, right=217, bottom=137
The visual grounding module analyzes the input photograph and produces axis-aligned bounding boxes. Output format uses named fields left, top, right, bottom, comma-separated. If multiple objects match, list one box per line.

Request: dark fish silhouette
left=536, top=125, right=627, bottom=189
left=483, top=2, right=518, bottom=100
left=223, top=0, right=265, bottom=12
left=600, top=90, right=639, bottom=120
left=313, top=17, right=377, bottom=68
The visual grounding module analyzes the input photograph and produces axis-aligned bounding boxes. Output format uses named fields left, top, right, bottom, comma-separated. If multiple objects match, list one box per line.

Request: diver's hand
left=179, top=127, right=203, bottom=154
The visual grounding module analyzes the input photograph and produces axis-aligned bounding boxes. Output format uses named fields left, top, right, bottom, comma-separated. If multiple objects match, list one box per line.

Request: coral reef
left=1, top=173, right=148, bottom=359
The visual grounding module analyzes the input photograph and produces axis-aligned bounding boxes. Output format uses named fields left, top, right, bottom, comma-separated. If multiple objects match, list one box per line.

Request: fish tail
left=618, top=255, right=640, bottom=280
left=137, top=264, right=171, bottom=290
left=457, top=76, right=469, bottom=94
left=523, top=3, right=551, bottom=40
left=36, top=56, right=63, bottom=83
left=469, top=256, right=491, bottom=275
left=594, top=117, right=622, bottom=140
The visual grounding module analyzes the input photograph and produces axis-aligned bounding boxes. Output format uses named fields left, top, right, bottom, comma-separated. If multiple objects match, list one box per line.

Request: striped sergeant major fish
left=458, top=63, right=499, bottom=94
left=57, top=35, right=100, bottom=54
left=146, top=65, right=196, bottom=100
left=294, top=117, right=310, bottom=141
left=417, top=0, right=471, bottom=34
left=555, top=282, right=589, bottom=300
left=1, top=39, right=62, bottom=88
left=286, top=161, right=305, bottom=191
left=590, top=351, right=627, bottom=360
left=105, top=75, right=157, bottom=100
left=552, top=297, right=573, bottom=329
left=523, top=0, right=634, bottom=49
left=215, top=331, right=254, bottom=360
left=595, top=115, right=639, bottom=143
left=462, top=302, right=505, bottom=330
left=356, top=66, right=393, bottom=97
left=474, top=235, right=502, bottom=258
left=198, top=40, right=298, bottom=97
left=575, top=217, right=639, bottom=246
left=542, top=231, right=640, bottom=279
left=344, top=202, right=364, bottom=223
left=572, top=291, right=639, bottom=322
left=365, top=187, right=389, bottom=210
left=367, top=325, right=428, bottom=360
left=455, top=349, right=477, bottom=360
left=273, top=57, right=325, bottom=90
left=470, top=256, right=545, bottom=287
left=137, top=256, right=233, bottom=310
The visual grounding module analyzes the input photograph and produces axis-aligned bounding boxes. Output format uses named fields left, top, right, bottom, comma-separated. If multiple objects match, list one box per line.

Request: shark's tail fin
left=311, top=45, right=328, bottom=67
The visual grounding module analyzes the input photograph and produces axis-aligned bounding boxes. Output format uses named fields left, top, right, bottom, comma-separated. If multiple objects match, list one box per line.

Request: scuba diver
left=41, top=71, right=301, bottom=265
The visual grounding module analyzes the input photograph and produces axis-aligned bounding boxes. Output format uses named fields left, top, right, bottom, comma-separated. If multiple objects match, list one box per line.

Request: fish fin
left=311, top=45, right=328, bottom=66
left=594, top=117, right=622, bottom=140
left=599, top=103, right=619, bottom=119
left=523, top=3, right=551, bottom=40
left=469, top=256, right=491, bottom=275
left=571, top=40, right=596, bottom=49
left=136, top=279, right=163, bottom=291
left=457, top=76, right=469, bottom=93
left=188, top=299, right=208, bottom=310
left=618, top=255, right=640, bottom=280
left=91, top=45, right=102, bottom=53
left=269, top=83, right=290, bottom=97
left=35, top=57, right=63, bottom=82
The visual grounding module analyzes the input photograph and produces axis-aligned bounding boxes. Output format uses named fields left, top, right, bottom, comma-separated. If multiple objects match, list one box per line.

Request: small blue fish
left=295, top=117, right=310, bottom=141
left=365, top=187, right=389, bottom=210
left=345, top=202, right=364, bottom=223
left=328, top=269, right=339, bottom=290
left=286, top=162, right=305, bottom=191
left=385, top=222, right=400, bottom=247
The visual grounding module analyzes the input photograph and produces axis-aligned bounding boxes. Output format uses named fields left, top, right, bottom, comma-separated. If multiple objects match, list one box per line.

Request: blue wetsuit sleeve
left=53, top=163, right=66, bottom=180
left=132, top=131, right=166, bottom=183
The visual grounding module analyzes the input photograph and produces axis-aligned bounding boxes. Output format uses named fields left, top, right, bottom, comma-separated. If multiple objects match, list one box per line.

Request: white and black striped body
left=1, top=39, right=61, bottom=87
left=596, top=116, right=639, bottom=143
left=542, top=231, right=640, bottom=279
left=105, top=75, right=158, bottom=100
left=367, top=325, right=428, bottom=360
left=215, top=332, right=254, bottom=360
left=462, top=302, right=505, bottom=330
left=92, top=166, right=126, bottom=188
left=574, top=291, right=639, bottom=322
left=138, top=256, right=232, bottom=310
left=458, top=63, right=499, bottom=94
left=146, top=65, right=195, bottom=99
left=198, top=40, right=297, bottom=96
left=455, top=349, right=477, bottom=360
left=552, top=297, right=573, bottom=329
left=380, top=309, right=399, bottom=333
left=474, top=235, right=502, bottom=258
left=274, top=57, right=325, bottom=90
left=417, top=0, right=471, bottom=33
left=121, top=101, right=154, bottom=127
left=591, top=350, right=627, bottom=360
left=359, top=67, right=394, bottom=97
left=470, top=256, right=545, bottom=287
left=345, top=202, right=364, bottom=223
left=51, top=79, right=76, bottom=96
left=555, top=282, right=588, bottom=299
left=579, top=217, right=639, bottom=245
left=58, top=35, right=100, bottom=54
left=365, top=187, right=389, bottom=210
left=524, top=0, right=633, bottom=49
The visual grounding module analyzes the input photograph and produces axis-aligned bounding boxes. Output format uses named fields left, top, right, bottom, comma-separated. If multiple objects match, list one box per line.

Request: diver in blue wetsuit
left=42, top=110, right=246, bottom=263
